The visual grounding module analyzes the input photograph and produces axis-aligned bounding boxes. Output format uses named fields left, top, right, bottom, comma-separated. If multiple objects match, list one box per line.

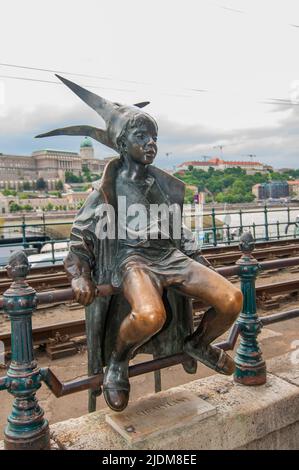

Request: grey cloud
left=155, top=108, right=299, bottom=169
left=0, top=103, right=111, bottom=157
left=0, top=102, right=299, bottom=169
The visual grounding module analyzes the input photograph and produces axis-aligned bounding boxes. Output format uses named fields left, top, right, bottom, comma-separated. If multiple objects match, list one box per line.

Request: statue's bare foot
left=183, top=340, right=235, bottom=375
left=103, top=357, right=130, bottom=412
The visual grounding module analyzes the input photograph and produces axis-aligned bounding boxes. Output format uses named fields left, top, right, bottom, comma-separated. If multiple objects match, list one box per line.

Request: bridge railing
left=0, top=232, right=299, bottom=449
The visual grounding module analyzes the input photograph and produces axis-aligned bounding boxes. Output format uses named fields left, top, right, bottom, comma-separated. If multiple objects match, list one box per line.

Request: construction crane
left=243, top=154, right=256, bottom=161
left=213, top=145, right=224, bottom=157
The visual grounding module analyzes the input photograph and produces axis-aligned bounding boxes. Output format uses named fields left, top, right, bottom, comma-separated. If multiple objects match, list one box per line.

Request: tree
left=45, top=202, right=54, bottom=211
left=65, top=171, right=84, bottom=183
left=77, top=201, right=85, bottom=209
left=2, top=189, right=17, bottom=197
left=55, top=180, right=63, bottom=191
left=23, top=204, right=33, bottom=211
left=23, top=181, right=31, bottom=191
left=184, top=187, right=195, bottom=204
left=9, top=202, right=22, bottom=212
left=36, top=178, right=47, bottom=191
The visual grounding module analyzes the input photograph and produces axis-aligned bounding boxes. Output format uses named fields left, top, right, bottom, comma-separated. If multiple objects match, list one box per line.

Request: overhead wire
left=0, top=62, right=208, bottom=97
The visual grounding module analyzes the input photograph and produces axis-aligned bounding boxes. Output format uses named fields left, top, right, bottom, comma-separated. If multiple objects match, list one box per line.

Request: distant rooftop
left=80, top=136, right=93, bottom=148
left=32, top=149, right=79, bottom=155
left=177, top=157, right=266, bottom=168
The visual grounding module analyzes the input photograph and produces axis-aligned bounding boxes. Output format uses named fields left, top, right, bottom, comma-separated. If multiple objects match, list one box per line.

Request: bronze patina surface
left=37, top=75, right=243, bottom=412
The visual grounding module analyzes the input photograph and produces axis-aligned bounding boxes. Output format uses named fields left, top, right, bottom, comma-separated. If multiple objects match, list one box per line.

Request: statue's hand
left=71, top=276, right=96, bottom=306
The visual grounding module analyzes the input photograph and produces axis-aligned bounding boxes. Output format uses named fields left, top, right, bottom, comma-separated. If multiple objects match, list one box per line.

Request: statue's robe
left=65, top=158, right=199, bottom=408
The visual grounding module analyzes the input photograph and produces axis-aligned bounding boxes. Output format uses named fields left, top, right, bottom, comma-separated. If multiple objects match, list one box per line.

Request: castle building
left=0, top=137, right=114, bottom=189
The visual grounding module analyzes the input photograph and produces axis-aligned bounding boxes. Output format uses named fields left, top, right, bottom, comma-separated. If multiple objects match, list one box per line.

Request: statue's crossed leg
left=103, top=260, right=243, bottom=411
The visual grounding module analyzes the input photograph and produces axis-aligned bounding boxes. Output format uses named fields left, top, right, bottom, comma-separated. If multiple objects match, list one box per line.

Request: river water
left=201, top=206, right=299, bottom=245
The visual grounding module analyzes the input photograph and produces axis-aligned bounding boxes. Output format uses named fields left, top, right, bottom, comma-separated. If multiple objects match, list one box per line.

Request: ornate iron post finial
left=3, top=251, right=50, bottom=450
left=234, top=232, right=267, bottom=385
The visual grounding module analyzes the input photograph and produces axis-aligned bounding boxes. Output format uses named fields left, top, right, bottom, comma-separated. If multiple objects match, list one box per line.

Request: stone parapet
left=1, top=352, right=298, bottom=450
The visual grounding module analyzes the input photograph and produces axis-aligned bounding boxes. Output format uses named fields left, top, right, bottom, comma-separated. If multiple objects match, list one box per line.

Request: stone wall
left=45, top=352, right=299, bottom=450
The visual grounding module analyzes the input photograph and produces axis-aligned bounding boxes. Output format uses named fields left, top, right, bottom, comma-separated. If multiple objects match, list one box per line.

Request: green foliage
left=65, top=171, right=84, bottom=183
left=90, top=173, right=100, bottom=181
left=65, top=170, right=100, bottom=184
left=281, top=168, right=299, bottom=179
left=184, top=187, right=195, bottom=204
left=17, top=192, right=37, bottom=199
left=23, top=204, right=33, bottom=211
left=45, top=202, right=54, bottom=211
left=36, top=177, right=47, bottom=191
left=77, top=200, right=85, bottom=209
left=9, top=202, right=22, bottom=212
left=2, top=189, right=17, bottom=196
left=22, top=181, right=32, bottom=191
left=176, top=167, right=268, bottom=204
left=55, top=180, right=64, bottom=191
left=48, top=191, right=62, bottom=198
left=9, top=202, right=33, bottom=212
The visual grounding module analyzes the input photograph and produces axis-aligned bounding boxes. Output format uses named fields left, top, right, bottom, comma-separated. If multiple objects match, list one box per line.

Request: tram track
left=2, top=239, right=299, bottom=293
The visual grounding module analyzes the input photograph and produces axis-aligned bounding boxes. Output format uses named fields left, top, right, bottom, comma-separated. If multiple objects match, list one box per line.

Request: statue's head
left=36, top=75, right=158, bottom=164
left=117, top=113, right=158, bottom=165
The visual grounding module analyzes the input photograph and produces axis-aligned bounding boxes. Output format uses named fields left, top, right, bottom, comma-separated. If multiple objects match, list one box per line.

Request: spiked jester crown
left=36, top=74, right=157, bottom=152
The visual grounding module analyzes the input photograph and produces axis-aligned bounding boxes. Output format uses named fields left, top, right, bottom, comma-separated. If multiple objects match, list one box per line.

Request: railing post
left=42, top=212, right=46, bottom=238
left=234, top=232, right=267, bottom=386
left=2, top=251, right=50, bottom=450
left=226, top=224, right=231, bottom=245
left=252, top=222, right=256, bottom=241
left=276, top=220, right=280, bottom=240
left=51, top=240, right=55, bottom=265
left=21, top=215, right=27, bottom=249
left=264, top=205, right=269, bottom=241
left=239, top=209, right=243, bottom=235
left=211, top=208, right=217, bottom=247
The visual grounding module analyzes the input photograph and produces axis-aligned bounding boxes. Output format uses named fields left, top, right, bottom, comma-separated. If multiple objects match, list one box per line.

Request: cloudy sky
left=1, top=0, right=299, bottom=169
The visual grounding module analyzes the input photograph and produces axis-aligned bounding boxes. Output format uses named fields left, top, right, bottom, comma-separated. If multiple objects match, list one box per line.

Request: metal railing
left=0, top=231, right=299, bottom=449
left=189, top=204, right=299, bottom=247
left=1, top=205, right=299, bottom=267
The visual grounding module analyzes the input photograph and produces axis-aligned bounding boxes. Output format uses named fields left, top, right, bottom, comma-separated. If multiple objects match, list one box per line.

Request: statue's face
left=125, top=118, right=158, bottom=165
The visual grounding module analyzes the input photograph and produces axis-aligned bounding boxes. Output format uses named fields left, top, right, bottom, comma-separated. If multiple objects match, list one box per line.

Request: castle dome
left=80, top=136, right=93, bottom=148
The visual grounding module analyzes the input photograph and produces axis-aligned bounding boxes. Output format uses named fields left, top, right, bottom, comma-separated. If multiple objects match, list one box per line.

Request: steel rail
left=1, top=256, right=299, bottom=310
left=2, top=237, right=299, bottom=278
